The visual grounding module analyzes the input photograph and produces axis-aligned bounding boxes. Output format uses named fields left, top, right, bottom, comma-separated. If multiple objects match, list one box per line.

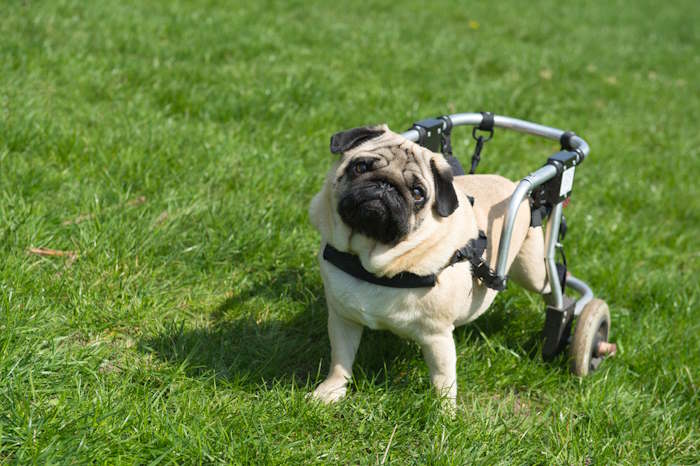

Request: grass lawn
left=1, top=0, right=698, bottom=463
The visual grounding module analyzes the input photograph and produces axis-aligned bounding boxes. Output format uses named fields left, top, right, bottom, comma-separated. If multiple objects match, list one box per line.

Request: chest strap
left=323, top=245, right=436, bottom=288
left=323, top=230, right=505, bottom=290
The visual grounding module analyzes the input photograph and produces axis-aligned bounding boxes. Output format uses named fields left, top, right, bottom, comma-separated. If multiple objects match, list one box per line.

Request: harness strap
left=447, top=230, right=506, bottom=291
left=447, top=230, right=488, bottom=267
left=323, top=229, right=505, bottom=290
left=323, top=245, right=436, bottom=288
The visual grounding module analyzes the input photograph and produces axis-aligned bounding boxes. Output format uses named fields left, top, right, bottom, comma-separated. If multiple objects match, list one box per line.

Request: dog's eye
left=412, top=186, right=425, bottom=202
left=353, top=161, right=370, bottom=175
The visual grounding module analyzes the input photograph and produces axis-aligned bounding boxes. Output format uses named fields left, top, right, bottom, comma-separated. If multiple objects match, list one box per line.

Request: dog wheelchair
left=400, top=113, right=615, bottom=375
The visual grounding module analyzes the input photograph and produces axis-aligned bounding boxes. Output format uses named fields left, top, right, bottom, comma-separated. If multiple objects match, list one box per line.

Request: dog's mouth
left=337, top=180, right=410, bottom=244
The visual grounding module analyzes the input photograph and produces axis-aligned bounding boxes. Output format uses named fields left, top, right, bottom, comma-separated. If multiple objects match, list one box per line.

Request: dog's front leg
left=311, top=308, right=363, bottom=403
left=419, top=331, right=458, bottom=405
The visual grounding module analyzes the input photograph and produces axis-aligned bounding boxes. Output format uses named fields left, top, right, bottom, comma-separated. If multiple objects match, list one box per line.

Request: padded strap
left=448, top=231, right=506, bottom=291
left=323, top=245, right=436, bottom=288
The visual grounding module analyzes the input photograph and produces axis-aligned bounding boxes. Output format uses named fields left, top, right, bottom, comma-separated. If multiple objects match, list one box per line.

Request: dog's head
left=327, top=124, right=458, bottom=245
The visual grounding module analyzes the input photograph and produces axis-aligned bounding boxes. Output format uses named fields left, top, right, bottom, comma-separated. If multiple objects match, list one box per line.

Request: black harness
left=323, top=229, right=505, bottom=291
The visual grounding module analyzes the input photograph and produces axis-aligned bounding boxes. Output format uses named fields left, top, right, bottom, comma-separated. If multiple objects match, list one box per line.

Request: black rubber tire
left=570, top=298, right=611, bottom=376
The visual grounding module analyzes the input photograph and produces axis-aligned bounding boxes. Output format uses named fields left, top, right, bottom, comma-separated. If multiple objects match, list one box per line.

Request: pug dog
left=309, top=124, right=551, bottom=405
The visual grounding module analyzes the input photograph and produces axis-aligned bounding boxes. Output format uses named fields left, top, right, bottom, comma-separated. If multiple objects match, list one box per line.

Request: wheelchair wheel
left=570, top=298, right=616, bottom=376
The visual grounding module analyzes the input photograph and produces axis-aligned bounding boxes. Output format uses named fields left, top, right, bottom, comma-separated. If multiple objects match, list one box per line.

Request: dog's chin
left=338, top=193, right=410, bottom=245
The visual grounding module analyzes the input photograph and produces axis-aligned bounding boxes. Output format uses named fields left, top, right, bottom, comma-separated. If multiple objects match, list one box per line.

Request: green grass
left=1, top=0, right=698, bottom=463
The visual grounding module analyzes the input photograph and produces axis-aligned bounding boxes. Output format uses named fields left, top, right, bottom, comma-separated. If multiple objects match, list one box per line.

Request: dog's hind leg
left=311, top=308, right=363, bottom=404
left=509, top=226, right=551, bottom=294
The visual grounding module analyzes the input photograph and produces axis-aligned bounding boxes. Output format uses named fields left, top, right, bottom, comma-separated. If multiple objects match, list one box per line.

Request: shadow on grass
left=141, top=268, right=421, bottom=391
left=141, top=269, right=326, bottom=389
left=142, top=269, right=558, bottom=391
left=456, top=306, right=544, bottom=358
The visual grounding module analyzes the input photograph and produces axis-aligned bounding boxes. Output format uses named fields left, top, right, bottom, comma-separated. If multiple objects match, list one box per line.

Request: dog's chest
left=319, top=260, right=425, bottom=332
left=317, top=258, right=481, bottom=337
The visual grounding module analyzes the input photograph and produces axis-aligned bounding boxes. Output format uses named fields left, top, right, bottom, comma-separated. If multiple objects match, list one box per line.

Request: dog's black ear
left=431, top=158, right=459, bottom=217
left=330, top=126, right=384, bottom=154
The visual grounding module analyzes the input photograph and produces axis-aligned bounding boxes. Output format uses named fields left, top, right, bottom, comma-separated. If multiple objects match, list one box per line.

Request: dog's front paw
left=440, top=396, right=457, bottom=418
left=309, top=379, right=348, bottom=404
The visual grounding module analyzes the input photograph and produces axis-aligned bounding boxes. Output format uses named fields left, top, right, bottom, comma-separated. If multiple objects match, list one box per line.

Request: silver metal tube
left=525, top=164, right=560, bottom=186
left=566, top=275, right=594, bottom=316
left=447, top=113, right=483, bottom=127
left=492, top=115, right=563, bottom=140
left=544, top=202, right=564, bottom=309
left=494, top=180, right=532, bottom=277
left=450, top=113, right=563, bottom=139
left=401, top=128, right=420, bottom=142
left=494, top=164, right=558, bottom=277
left=400, top=113, right=590, bottom=159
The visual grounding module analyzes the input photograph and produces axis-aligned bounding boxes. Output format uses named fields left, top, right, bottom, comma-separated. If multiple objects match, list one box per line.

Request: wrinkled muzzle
left=338, top=180, right=410, bottom=245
